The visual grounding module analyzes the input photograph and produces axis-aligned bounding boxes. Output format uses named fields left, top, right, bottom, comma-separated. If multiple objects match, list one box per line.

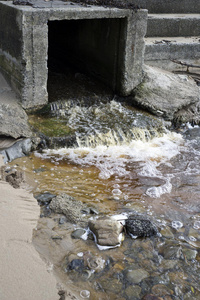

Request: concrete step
left=144, top=36, right=200, bottom=71
left=146, top=14, right=200, bottom=37
left=132, top=0, right=200, bottom=14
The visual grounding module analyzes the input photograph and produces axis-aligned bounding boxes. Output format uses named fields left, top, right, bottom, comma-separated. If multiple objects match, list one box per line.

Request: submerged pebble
left=80, top=290, right=90, bottom=299
left=126, top=268, right=150, bottom=284
left=71, top=229, right=87, bottom=239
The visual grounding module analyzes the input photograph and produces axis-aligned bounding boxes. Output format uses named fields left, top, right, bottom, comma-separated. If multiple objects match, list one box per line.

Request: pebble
left=126, top=268, right=149, bottom=284
left=151, top=284, right=174, bottom=297
left=125, top=285, right=142, bottom=299
left=159, top=259, right=178, bottom=270
left=51, top=235, right=62, bottom=240
left=188, top=228, right=200, bottom=240
left=71, top=229, right=87, bottom=239
left=161, top=244, right=183, bottom=260
left=142, top=295, right=163, bottom=300
left=99, top=278, right=123, bottom=294
left=160, top=226, right=174, bottom=239
left=182, top=248, right=197, bottom=260
left=35, top=192, right=56, bottom=204
left=59, top=216, right=67, bottom=224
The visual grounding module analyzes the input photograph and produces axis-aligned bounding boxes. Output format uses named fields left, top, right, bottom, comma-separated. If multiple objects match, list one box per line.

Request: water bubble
left=147, top=211, right=153, bottom=215
left=171, top=221, right=183, bottom=230
left=189, top=236, right=197, bottom=242
left=80, top=290, right=90, bottom=298
left=123, top=184, right=129, bottom=187
left=193, top=221, right=200, bottom=229
left=113, top=184, right=120, bottom=188
left=112, top=189, right=122, bottom=195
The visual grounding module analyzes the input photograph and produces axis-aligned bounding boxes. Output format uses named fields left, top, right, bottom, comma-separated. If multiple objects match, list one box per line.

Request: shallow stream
left=9, top=73, right=200, bottom=299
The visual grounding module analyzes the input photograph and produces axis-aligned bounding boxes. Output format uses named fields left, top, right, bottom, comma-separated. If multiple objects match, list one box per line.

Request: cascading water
left=12, top=97, right=200, bottom=299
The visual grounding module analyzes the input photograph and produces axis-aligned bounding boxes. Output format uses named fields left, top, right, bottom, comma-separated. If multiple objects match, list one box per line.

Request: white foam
left=146, top=178, right=172, bottom=198
left=193, top=221, right=200, bottom=229
left=171, top=221, right=183, bottom=230
left=36, top=131, right=183, bottom=198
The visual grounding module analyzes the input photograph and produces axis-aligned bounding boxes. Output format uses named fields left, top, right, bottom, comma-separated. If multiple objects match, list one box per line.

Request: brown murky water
left=9, top=125, right=200, bottom=300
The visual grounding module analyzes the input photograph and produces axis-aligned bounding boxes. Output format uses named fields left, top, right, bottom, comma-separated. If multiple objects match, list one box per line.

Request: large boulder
left=133, top=65, right=200, bottom=121
left=0, top=138, right=32, bottom=162
left=0, top=72, right=32, bottom=139
left=0, top=101, right=32, bottom=139
left=89, top=217, right=124, bottom=247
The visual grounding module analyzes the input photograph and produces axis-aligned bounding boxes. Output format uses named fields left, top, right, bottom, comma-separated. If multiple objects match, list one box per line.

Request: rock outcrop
left=133, top=65, right=200, bottom=122
left=0, top=72, right=32, bottom=139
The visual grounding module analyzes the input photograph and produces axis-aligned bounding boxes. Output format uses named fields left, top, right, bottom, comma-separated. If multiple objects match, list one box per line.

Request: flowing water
left=10, top=90, right=200, bottom=299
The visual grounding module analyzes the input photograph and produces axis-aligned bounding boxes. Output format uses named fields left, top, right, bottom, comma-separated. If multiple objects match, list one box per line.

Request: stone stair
left=134, top=0, right=200, bottom=71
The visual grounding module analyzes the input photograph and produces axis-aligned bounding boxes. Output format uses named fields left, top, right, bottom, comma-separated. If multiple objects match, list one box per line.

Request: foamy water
left=35, top=131, right=183, bottom=198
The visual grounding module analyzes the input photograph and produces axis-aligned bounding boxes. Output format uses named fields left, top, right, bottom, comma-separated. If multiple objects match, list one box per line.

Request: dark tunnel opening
left=47, top=18, right=127, bottom=101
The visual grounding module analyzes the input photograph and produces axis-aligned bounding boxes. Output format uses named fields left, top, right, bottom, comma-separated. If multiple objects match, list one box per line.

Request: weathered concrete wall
left=0, top=4, right=24, bottom=97
left=147, top=15, right=200, bottom=37
left=130, top=0, right=200, bottom=13
left=0, top=1, right=147, bottom=111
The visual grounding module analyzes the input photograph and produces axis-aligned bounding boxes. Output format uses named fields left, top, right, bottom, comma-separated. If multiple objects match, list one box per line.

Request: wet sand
left=0, top=154, right=60, bottom=300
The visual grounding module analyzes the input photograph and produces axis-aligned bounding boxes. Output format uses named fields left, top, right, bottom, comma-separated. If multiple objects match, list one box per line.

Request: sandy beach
left=0, top=154, right=60, bottom=300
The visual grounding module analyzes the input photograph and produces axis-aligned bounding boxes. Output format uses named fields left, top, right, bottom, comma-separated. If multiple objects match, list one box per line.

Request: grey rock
left=133, top=65, right=200, bottom=121
left=159, top=259, right=178, bottom=270
left=0, top=138, right=32, bottom=162
left=0, top=73, right=32, bottom=138
left=40, top=206, right=52, bottom=218
left=35, top=192, right=56, bottom=205
left=59, top=216, right=67, bottom=225
left=125, top=215, right=158, bottom=237
left=173, top=101, right=200, bottom=126
left=71, top=229, right=87, bottom=239
left=182, top=248, right=197, bottom=261
left=49, top=193, right=86, bottom=224
left=89, top=217, right=123, bottom=247
left=161, top=244, right=183, bottom=260
left=67, top=259, right=84, bottom=272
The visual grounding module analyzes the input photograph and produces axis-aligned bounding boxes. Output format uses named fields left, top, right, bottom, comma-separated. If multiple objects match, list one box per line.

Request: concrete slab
left=0, top=0, right=147, bottom=110
left=129, top=0, right=200, bottom=14
left=145, top=36, right=200, bottom=71
left=147, top=14, right=200, bottom=37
